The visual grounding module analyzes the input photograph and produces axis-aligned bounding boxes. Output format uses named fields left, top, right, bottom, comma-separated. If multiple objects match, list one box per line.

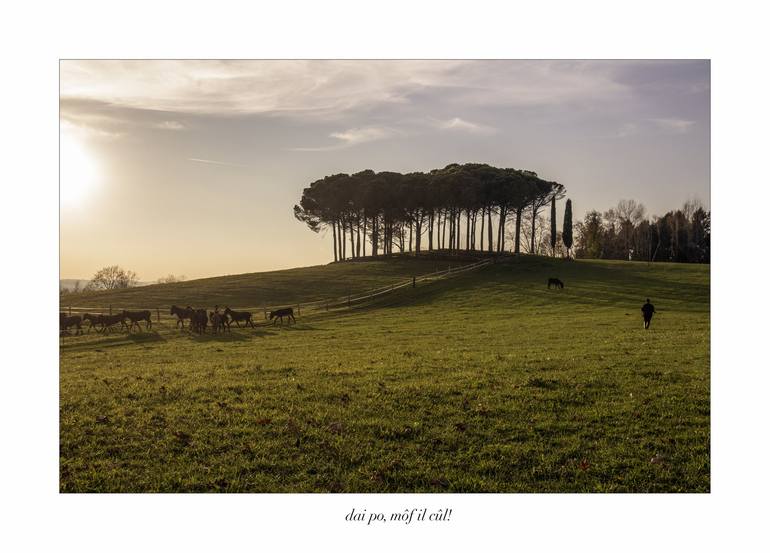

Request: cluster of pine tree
left=293, top=163, right=567, bottom=261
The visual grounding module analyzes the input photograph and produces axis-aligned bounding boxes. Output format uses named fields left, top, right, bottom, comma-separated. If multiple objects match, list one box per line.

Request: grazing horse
left=122, top=310, right=152, bottom=332
left=60, top=313, right=83, bottom=335
left=209, top=310, right=229, bottom=334
left=99, top=313, right=128, bottom=334
left=224, top=307, right=254, bottom=328
left=269, top=307, right=296, bottom=326
left=190, top=309, right=208, bottom=334
left=170, top=305, right=195, bottom=329
left=547, top=277, right=564, bottom=289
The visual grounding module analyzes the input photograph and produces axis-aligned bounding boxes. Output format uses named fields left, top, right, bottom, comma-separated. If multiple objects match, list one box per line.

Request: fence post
left=157, top=308, right=160, bottom=322
left=412, top=276, right=416, bottom=288
left=109, top=305, right=112, bottom=315
left=347, top=294, right=351, bottom=307
left=264, top=306, right=267, bottom=320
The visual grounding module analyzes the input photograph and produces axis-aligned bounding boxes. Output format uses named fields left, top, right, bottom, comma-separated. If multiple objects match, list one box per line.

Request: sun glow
left=60, top=126, right=99, bottom=208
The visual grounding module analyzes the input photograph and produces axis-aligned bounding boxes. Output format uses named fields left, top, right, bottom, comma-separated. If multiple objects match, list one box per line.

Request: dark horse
left=122, top=309, right=152, bottom=332
left=99, top=313, right=128, bottom=334
left=170, top=305, right=195, bottom=329
left=190, top=309, right=208, bottom=334
left=269, top=307, right=296, bottom=325
left=224, top=307, right=254, bottom=328
left=547, top=278, right=564, bottom=289
left=60, top=313, right=83, bottom=335
left=82, top=313, right=103, bottom=333
left=209, top=310, right=229, bottom=334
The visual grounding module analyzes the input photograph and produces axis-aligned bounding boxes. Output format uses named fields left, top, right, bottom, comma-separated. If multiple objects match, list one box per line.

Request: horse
left=82, top=313, right=103, bottom=333
left=60, top=313, right=83, bottom=335
left=98, top=313, right=128, bottom=334
left=190, top=309, right=208, bottom=334
left=122, top=309, right=152, bottom=332
left=170, top=305, right=194, bottom=329
left=547, top=277, right=564, bottom=289
left=269, top=307, right=296, bottom=326
left=224, top=307, right=254, bottom=328
left=209, top=310, right=229, bottom=334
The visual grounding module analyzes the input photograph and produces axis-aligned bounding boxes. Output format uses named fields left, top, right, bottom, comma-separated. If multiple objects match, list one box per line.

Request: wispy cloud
left=435, top=117, right=497, bottom=135
left=291, top=126, right=397, bottom=152
left=187, top=157, right=249, bottom=168
left=155, top=120, right=186, bottom=131
left=60, top=60, right=634, bottom=119
left=615, top=122, right=639, bottom=138
left=650, top=118, right=696, bottom=133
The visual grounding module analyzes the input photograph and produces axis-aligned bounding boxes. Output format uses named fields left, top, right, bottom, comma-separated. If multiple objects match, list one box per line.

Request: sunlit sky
left=60, top=60, right=709, bottom=281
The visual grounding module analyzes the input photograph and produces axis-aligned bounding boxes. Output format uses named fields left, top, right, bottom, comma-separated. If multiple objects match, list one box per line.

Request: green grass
left=59, top=255, right=709, bottom=492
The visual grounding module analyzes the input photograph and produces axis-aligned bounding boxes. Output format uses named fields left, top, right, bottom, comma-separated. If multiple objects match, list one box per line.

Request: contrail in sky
left=187, top=157, right=249, bottom=168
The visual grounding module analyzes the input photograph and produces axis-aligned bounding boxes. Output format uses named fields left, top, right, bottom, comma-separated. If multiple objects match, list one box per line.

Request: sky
left=60, top=60, right=710, bottom=281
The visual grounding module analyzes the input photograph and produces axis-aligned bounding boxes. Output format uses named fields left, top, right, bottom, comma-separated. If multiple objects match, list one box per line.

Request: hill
left=60, top=254, right=474, bottom=310
left=59, top=255, right=710, bottom=492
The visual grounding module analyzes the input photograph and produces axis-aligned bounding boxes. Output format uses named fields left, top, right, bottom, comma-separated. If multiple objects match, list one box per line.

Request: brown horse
left=170, top=305, right=194, bottom=329
left=224, top=307, right=254, bottom=328
left=99, top=313, right=128, bottom=334
left=547, top=278, right=564, bottom=289
left=122, top=310, right=152, bottom=332
left=209, top=310, right=229, bottom=334
left=82, top=313, right=103, bottom=333
left=269, top=307, right=296, bottom=326
left=190, top=309, right=208, bottom=334
left=60, top=313, right=83, bottom=335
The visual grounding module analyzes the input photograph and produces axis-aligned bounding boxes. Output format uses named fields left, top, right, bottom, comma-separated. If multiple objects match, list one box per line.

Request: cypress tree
left=563, top=199, right=573, bottom=259
left=550, top=196, right=557, bottom=256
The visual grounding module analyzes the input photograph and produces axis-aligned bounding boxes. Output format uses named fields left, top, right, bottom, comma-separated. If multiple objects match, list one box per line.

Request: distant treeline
left=294, top=163, right=566, bottom=260
left=294, top=163, right=709, bottom=264
left=575, top=200, right=710, bottom=263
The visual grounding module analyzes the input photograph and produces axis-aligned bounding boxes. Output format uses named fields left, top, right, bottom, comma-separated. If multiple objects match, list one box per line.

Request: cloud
left=291, top=126, right=397, bottom=151
left=155, top=120, right=186, bottom=130
left=187, top=158, right=249, bottom=168
left=60, top=60, right=635, bottom=119
left=435, top=117, right=496, bottom=135
left=650, top=118, right=696, bottom=133
left=615, top=123, right=638, bottom=138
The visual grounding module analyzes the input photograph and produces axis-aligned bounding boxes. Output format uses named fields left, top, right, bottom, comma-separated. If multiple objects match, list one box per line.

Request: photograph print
left=59, top=59, right=710, bottom=493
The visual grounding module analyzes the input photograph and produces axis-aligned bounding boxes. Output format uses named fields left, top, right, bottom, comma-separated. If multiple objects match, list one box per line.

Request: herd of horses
left=59, top=310, right=152, bottom=335
left=59, top=305, right=296, bottom=336
left=170, top=305, right=296, bottom=334
left=61, top=277, right=561, bottom=336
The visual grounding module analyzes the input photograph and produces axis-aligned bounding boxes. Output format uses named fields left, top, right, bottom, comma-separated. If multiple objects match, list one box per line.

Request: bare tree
left=87, top=265, right=139, bottom=290
left=157, top=274, right=186, bottom=284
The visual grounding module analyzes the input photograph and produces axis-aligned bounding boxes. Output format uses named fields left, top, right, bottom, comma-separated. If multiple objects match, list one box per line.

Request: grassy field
left=59, top=255, right=709, bottom=492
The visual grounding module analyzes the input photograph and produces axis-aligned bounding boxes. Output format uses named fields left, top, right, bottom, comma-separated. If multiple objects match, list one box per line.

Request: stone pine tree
left=550, top=196, right=557, bottom=256
left=563, top=198, right=573, bottom=259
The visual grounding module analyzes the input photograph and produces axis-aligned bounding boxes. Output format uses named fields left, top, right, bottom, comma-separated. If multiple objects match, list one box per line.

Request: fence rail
left=61, top=257, right=494, bottom=323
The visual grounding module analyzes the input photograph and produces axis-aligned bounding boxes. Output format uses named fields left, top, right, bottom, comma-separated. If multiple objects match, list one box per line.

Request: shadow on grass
left=60, top=331, right=167, bottom=352
left=185, top=328, right=276, bottom=342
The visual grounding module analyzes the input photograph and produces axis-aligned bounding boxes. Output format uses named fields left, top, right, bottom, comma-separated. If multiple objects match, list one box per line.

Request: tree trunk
left=349, top=218, right=355, bottom=259
left=332, top=220, right=338, bottom=262
left=514, top=208, right=522, bottom=254
left=530, top=205, right=537, bottom=254
left=480, top=207, right=485, bottom=251
left=487, top=207, right=493, bottom=252
left=356, top=212, right=361, bottom=258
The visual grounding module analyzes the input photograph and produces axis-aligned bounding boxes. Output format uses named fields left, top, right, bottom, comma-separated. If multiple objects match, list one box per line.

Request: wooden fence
left=61, top=257, right=494, bottom=325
